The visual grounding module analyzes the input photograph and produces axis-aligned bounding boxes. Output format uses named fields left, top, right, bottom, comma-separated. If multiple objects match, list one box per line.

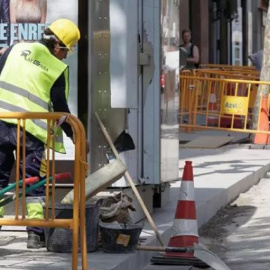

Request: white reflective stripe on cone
left=173, top=219, right=199, bottom=236
left=179, top=181, right=195, bottom=200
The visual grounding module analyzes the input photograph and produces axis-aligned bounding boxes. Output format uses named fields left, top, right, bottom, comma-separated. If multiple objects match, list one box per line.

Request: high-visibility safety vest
left=0, top=42, right=69, bottom=153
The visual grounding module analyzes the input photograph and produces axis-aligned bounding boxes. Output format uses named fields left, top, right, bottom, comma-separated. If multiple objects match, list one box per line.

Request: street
left=1, top=143, right=269, bottom=270
left=199, top=174, right=270, bottom=270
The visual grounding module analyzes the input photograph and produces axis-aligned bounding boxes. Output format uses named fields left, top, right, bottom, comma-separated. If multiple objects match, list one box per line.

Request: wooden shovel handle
left=95, top=112, right=164, bottom=246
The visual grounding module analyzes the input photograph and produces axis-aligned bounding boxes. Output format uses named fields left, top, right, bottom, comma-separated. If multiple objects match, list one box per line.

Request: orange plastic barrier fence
left=179, top=76, right=270, bottom=141
left=195, top=69, right=259, bottom=80
left=179, top=69, right=261, bottom=122
left=199, top=63, right=256, bottom=71
left=0, top=112, right=88, bottom=270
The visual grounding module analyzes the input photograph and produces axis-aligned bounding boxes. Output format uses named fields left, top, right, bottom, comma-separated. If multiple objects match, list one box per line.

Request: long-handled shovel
left=0, top=172, right=71, bottom=207
left=94, top=112, right=164, bottom=246
left=61, top=113, right=163, bottom=246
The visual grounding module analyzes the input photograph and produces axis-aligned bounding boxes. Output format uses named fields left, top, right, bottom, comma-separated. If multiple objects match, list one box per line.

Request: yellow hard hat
left=48, top=19, right=80, bottom=51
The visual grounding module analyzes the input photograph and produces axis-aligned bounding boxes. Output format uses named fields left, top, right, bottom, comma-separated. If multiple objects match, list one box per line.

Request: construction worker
left=0, top=18, right=84, bottom=248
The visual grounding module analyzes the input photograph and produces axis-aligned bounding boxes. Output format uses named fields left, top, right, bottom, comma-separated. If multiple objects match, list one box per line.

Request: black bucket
left=99, top=222, right=143, bottom=253
left=44, top=203, right=99, bottom=253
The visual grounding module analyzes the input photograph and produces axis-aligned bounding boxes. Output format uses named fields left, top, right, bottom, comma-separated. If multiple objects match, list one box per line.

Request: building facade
left=180, top=0, right=268, bottom=66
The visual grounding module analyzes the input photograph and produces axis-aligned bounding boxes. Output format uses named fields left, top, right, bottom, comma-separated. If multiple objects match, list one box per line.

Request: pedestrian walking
left=180, top=29, right=200, bottom=69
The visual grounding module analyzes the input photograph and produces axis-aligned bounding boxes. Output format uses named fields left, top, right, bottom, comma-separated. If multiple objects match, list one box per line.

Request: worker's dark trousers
left=0, top=121, right=45, bottom=234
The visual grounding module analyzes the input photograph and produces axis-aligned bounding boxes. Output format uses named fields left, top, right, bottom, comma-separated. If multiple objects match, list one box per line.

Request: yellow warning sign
left=221, top=96, right=248, bottom=116
left=116, top=234, right=130, bottom=246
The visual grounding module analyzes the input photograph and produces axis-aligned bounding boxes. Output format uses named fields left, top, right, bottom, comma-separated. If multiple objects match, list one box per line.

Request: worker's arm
left=50, top=72, right=73, bottom=139
left=51, top=75, right=90, bottom=153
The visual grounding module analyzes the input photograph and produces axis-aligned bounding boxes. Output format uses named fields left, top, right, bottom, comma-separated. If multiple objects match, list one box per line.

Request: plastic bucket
left=99, top=222, right=143, bottom=253
left=44, top=203, right=99, bottom=253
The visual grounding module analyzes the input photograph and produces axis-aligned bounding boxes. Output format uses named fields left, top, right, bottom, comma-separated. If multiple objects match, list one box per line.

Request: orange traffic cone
left=165, top=160, right=198, bottom=258
left=151, top=161, right=208, bottom=268
left=207, top=88, right=219, bottom=126
left=254, top=96, right=270, bottom=144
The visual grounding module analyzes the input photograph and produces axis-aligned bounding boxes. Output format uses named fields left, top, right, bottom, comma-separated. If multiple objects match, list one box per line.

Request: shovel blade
left=194, top=243, right=231, bottom=270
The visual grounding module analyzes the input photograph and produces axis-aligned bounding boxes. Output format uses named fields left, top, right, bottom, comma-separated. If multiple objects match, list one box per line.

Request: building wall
left=191, top=0, right=209, bottom=64
left=180, top=0, right=265, bottom=65
left=251, top=0, right=261, bottom=52
left=180, top=0, right=189, bottom=35
left=180, top=0, right=209, bottom=64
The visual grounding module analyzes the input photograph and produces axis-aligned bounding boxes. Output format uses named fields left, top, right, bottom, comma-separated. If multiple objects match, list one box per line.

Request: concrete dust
left=199, top=175, right=270, bottom=270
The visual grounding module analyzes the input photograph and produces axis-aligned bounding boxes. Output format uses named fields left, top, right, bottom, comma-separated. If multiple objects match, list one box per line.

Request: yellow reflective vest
left=0, top=42, right=69, bottom=153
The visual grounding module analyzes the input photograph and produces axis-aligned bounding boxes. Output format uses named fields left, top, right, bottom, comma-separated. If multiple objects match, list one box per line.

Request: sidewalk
left=1, top=142, right=270, bottom=269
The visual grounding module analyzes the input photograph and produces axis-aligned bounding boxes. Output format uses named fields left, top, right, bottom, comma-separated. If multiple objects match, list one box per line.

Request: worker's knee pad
left=26, top=197, right=45, bottom=220
left=0, top=205, right=4, bottom=217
